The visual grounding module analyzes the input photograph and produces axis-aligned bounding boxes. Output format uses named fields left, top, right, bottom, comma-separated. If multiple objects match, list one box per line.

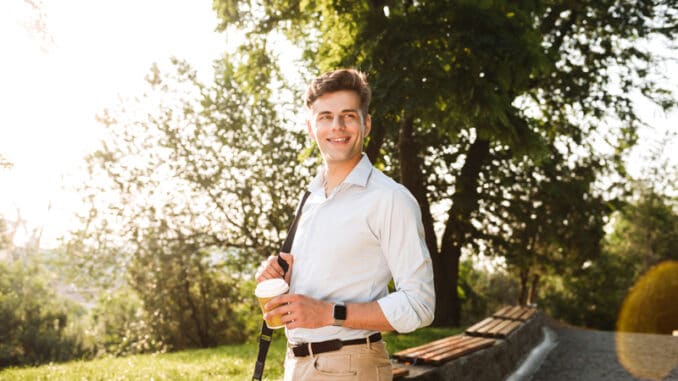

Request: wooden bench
left=464, top=306, right=537, bottom=338
left=392, top=334, right=495, bottom=366
left=392, top=367, right=410, bottom=379
left=390, top=306, right=538, bottom=378
left=465, top=317, right=522, bottom=338
left=493, top=305, right=537, bottom=321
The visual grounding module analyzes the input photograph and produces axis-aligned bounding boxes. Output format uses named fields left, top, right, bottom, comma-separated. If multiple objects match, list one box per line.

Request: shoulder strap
left=252, top=190, right=311, bottom=381
left=276, top=190, right=311, bottom=273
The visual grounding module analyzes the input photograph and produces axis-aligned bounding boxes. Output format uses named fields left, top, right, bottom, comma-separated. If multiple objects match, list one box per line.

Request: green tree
left=68, top=57, right=314, bottom=349
left=212, top=0, right=677, bottom=325
left=0, top=219, right=10, bottom=252
left=90, top=289, right=163, bottom=356
left=482, top=147, right=611, bottom=305
left=541, top=186, right=678, bottom=330
left=606, top=187, right=678, bottom=278
left=458, top=259, right=520, bottom=325
left=0, top=259, right=87, bottom=367
left=541, top=248, right=631, bottom=330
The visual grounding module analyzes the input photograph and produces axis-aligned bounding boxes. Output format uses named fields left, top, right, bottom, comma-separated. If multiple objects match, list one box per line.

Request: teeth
left=330, top=138, right=349, bottom=142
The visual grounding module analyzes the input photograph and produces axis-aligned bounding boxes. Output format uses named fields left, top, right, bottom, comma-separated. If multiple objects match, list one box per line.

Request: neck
left=324, top=155, right=362, bottom=194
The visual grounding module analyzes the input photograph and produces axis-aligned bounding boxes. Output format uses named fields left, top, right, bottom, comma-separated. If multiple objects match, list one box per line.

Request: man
left=256, top=69, right=435, bottom=380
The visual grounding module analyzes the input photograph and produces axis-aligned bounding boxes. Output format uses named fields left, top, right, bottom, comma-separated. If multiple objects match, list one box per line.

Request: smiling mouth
left=328, top=137, right=350, bottom=143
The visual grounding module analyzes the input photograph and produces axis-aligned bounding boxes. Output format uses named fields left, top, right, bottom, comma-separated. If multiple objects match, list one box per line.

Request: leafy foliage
left=457, top=259, right=521, bottom=325
left=482, top=146, right=612, bottom=304
left=0, top=326, right=460, bottom=380
left=212, top=0, right=678, bottom=326
left=0, top=260, right=88, bottom=368
left=541, top=187, right=678, bottom=330
left=89, top=289, right=163, bottom=357
left=66, top=56, right=314, bottom=350
left=606, top=188, right=678, bottom=274
left=0, top=218, right=11, bottom=251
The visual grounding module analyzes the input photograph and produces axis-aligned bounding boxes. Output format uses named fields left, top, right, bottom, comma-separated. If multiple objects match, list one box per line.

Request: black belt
left=290, top=333, right=382, bottom=357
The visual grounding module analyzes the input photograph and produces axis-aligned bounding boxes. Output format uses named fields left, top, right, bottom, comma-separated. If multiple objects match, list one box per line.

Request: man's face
left=306, top=90, right=371, bottom=169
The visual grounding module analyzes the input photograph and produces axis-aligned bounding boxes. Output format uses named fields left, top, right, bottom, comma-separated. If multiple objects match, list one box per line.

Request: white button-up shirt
left=287, top=154, right=435, bottom=344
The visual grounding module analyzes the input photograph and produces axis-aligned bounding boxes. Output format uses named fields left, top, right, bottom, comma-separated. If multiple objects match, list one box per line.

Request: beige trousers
left=283, top=340, right=393, bottom=381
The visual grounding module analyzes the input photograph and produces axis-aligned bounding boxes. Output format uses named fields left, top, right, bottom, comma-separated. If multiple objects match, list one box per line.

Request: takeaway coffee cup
left=255, top=278, right=289, bottom=329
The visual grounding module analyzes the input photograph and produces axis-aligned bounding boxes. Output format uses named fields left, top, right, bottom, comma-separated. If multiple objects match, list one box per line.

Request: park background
left=1, top=0, right=677, bottom=378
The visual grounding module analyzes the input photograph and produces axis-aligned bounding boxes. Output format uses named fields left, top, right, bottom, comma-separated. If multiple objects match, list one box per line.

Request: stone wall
left=397, top=313, right=544, bottom=381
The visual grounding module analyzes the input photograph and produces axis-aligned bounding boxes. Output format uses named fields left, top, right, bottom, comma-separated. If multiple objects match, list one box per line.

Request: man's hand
left=255, top=252, right=293, bottom=284
left=264, top=294, right=333, bottom=330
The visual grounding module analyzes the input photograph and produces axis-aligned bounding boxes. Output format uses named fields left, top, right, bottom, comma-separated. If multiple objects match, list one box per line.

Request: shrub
left=0, top=260, right=88, bottom=368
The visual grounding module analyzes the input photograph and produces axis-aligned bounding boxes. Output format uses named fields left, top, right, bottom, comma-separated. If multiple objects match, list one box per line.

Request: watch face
left=334, top=304, right=347, bottom=320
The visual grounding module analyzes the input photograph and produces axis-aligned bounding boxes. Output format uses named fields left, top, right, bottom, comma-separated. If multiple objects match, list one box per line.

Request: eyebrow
left=315, top=108, right=360, bottom=116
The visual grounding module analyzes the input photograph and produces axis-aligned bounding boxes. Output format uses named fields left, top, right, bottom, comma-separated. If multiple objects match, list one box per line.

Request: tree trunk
left=433, top=245, right=457, bottom=326
left=365, top=114, right=386, bottom=164
left=397, top=114, right=438, bottom=256
left=436, top=138, right=490, bottom=326
left=178, top=245, right=209, bottom=348
left=518, top=269, right=529, bottom=305
left=527, top=274, right=540, bottom=306
left=397, top=115, right=446, bottom=325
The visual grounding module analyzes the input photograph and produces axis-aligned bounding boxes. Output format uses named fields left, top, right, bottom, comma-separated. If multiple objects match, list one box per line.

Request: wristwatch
left=332, top=302, right=347, bottom=326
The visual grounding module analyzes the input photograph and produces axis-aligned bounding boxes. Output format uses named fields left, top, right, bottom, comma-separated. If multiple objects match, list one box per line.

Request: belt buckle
left=322, top=339, right=343, bottom=353
left=293, top=338, right=345, bottom=357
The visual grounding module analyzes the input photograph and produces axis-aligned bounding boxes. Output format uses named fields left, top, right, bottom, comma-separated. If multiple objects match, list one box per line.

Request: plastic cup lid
left=255, top=278, right=289, bottom=298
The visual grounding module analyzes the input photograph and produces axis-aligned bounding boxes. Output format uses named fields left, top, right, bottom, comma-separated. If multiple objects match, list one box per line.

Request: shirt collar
left=308, top=154, right=373, bottom=193
left=343, top=154, right=373, bottom=187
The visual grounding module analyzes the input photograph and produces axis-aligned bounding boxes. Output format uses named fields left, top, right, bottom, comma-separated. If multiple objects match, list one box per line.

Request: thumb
left=279, top=252, right=294, bottom=284
left=279, top=252, right=294, bottom=266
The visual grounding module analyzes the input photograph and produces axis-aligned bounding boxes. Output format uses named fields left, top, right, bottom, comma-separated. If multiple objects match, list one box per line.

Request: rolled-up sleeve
left=376, top=188, right=435, bottom=333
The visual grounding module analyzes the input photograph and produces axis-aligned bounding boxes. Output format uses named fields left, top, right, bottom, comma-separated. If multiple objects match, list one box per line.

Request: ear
left=364, top=114, right=372, bottom=136
left=306, top=119, right=315, bottom=140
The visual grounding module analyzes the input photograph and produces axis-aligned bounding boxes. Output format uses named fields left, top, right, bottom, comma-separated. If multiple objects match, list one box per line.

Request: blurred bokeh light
left=616, top=260, right=678, bottom=380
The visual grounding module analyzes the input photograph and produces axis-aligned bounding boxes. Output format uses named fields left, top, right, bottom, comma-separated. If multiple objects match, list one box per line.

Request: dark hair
left=304, top=69, right=371, bottom=117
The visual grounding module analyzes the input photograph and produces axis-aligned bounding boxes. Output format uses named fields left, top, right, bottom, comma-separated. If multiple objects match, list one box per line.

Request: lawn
left=0, top=327, right=461, bottom=381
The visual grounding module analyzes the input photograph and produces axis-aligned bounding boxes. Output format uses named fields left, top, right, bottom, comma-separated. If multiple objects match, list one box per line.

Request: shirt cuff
left=377, top=291, right=434, bottom=333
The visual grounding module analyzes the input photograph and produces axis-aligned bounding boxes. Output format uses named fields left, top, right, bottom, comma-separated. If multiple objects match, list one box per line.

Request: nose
left=331, top=115, right=346, bottom=129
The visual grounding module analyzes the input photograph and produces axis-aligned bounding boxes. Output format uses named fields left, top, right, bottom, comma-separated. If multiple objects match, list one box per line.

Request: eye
left=318, top=114, right=332, bottom=121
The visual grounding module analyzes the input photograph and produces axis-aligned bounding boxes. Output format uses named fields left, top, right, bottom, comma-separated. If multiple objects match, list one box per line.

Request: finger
left=255, top=264, right=269, bottom=280
left=265, top=294, right=292, bottom=310
left=281, top=311, right=294, bottom=325
left=285, top=319, right=297, bottom=329
left=256, top=272, right=269, bottom=282
left=280, top=310, right=300, bottom=328
left=279, top=253, right=293, bottom=283
left=256, top=267, right=275, bottom=282
left=265, top=256, right=284, bottom=277
left=256, top=257, right=276, bottom=279
left=264, top=304, right=292, bottom=322
left=279, top=252, right=294, bottom=267
left=264, top=266, right=281, bottom=279
left=257, top=260, right=285, bottom=282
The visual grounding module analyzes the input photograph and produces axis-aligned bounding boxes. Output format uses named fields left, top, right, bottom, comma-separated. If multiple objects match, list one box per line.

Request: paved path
left=531, top=323, right=678, bottom=381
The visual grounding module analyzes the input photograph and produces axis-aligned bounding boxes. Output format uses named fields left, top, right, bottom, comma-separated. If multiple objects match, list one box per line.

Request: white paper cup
left=255, top=278, right=289, bottom=329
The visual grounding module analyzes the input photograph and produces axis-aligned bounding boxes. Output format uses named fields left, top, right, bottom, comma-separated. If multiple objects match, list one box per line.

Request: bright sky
left=0, top=0, right=225, bottom=247
left=0, top=1, right=676, bottom=249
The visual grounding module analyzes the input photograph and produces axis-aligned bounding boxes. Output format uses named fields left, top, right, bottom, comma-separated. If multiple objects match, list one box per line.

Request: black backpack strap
left=252, top=321, right=274, bottom=381
left=276, top=190, right=311, bottom=273
left=252, top=190, right=311, bottom=381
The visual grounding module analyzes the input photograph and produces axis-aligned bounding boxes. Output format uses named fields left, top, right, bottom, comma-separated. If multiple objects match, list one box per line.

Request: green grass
left=0, top=327, right=461, bottom=381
